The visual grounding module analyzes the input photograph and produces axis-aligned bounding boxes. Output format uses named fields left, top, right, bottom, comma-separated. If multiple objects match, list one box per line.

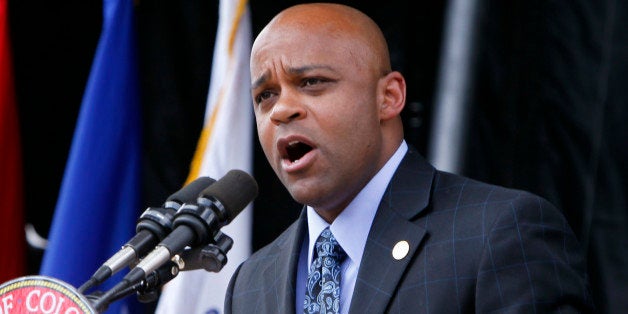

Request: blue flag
left=40, top=0, right=143, bottom=312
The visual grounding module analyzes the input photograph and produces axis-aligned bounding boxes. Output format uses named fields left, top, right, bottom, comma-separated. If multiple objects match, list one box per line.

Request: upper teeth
left=288, top=140, right=299, bottom=146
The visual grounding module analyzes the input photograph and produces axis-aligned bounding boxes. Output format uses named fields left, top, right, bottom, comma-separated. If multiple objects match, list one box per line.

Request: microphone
left=109, top=231, right=235, bottom=305
left=91, top=169, right=258, bottom=312
left=78, top=176, right=216, bottom=293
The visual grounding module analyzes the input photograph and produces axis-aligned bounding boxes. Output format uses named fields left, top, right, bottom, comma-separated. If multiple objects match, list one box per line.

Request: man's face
left=250, top=22, right=385, bottom=216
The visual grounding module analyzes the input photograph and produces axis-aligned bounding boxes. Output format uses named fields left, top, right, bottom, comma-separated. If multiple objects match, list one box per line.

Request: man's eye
left=255, top=91, right=274, bottom=104
left=302, top=77, right=325, bottom=87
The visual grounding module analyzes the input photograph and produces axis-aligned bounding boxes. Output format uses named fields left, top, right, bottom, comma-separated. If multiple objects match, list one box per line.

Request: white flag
left=155, top=0, right=253, bottom=313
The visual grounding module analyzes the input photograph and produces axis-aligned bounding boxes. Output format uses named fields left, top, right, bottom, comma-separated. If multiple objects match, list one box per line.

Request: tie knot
left=314, top=227, right=346, bottom=262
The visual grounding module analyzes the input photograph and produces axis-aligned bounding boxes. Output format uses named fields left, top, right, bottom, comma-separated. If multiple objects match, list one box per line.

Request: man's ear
left=378, top=71, right=406, bottom=121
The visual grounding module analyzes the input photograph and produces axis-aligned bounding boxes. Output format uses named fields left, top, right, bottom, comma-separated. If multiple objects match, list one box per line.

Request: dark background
left=9, top=0, right=627, bottom=313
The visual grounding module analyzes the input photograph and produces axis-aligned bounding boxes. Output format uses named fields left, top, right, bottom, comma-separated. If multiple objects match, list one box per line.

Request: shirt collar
left=306, top=140, right=408, bottom=267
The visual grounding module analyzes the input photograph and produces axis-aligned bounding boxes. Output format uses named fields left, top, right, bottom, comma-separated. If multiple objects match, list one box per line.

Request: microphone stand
left=88, top=231, right=234, bottom=312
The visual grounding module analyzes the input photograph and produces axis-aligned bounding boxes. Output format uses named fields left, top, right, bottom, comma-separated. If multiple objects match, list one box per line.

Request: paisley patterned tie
left=304, top=227, right=347, bottom=314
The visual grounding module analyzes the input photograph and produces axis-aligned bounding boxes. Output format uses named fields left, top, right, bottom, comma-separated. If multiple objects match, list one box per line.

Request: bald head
left=252, top=3, right=392, bottom=77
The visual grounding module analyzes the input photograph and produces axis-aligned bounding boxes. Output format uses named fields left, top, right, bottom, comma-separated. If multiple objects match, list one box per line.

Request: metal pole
left=427, top=0, right=481, bottom=174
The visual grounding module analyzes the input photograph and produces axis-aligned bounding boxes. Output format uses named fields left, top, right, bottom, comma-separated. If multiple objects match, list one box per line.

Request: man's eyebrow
left=251, top=64, right=336, bottom=90
left=252, top=71, right=270, bottom=90
left=288, top=64, right=334, bottom=75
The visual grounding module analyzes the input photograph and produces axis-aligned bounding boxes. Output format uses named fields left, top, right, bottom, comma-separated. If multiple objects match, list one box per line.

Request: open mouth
left=285, top=140, right=312, bottom=163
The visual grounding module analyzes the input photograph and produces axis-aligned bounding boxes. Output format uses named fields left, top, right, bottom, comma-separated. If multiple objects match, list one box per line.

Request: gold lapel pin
left=392, top=240, right=410, bottom=260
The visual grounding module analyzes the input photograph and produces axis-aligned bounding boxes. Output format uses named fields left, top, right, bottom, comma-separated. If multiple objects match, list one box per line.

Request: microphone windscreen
left=201, top=170, right=258, bottom=222
left=166, top=176, right=216, bottom=204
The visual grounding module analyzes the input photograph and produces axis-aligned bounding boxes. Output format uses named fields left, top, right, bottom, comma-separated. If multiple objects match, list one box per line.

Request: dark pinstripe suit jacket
left=225, top=146, right=594, bottom=313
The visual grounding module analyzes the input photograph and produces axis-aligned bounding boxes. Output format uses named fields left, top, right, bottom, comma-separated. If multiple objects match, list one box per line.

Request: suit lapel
left=260, top=208, right=307, bottom=313
left=349, top=147, right=435, bottom=314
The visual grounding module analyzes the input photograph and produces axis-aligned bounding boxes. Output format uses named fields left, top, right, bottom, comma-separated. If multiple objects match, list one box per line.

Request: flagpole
left=427, top=0, right=482, bottom=174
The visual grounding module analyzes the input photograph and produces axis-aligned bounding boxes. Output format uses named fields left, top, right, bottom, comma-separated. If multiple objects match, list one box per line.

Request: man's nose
left=269, top=93, right=306, bottom=125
